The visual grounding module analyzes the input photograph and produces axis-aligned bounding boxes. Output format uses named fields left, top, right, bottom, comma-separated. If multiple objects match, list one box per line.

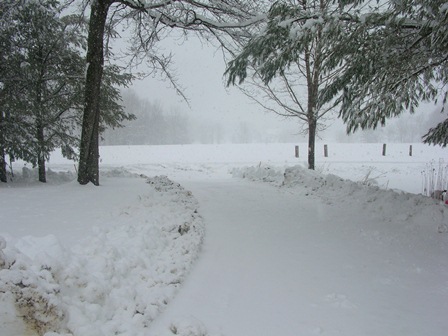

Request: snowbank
left=230, top=163, right=285, bottom=184
left=0, top=175, right=205, bottom=336
left=232, top=164, right=448, bottom=233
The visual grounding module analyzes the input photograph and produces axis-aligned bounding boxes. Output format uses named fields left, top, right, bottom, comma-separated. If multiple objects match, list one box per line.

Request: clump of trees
left=0, top=0, right=134, bottom=183
left=2, top=0, right=445, bottom=182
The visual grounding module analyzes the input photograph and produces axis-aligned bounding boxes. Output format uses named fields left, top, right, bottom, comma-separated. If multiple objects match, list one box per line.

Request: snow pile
left=230, top=163, right=284, bottom=184
left=0, top=235, right=65, bottom=334
left=233, top=164, right=447, bottom=232
left=0, top=175, right=205, bottom=336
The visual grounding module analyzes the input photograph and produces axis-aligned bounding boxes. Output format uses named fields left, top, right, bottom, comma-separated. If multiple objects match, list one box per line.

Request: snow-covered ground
left=1, top=143, right=447, bottom=336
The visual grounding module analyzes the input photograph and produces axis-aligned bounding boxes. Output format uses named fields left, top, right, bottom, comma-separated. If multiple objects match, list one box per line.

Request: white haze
left=114, top=34, right=442, bottom=145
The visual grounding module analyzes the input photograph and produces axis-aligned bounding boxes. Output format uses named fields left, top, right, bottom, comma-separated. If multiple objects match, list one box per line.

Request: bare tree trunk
left=77, top=0, right=111, bottom=186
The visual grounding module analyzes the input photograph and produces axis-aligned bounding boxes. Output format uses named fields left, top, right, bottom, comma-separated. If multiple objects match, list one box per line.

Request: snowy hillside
left=1, top=143, right=447, bottom=336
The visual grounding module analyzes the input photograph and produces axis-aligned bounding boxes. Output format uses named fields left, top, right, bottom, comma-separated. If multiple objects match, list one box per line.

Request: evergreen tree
left=11, top=0, right=85, bottom=182
left=322, top=0, right=448, bottom=146
left=1, top=0, right=134, bottom=183
left=0, top=0, right=21, bottom=182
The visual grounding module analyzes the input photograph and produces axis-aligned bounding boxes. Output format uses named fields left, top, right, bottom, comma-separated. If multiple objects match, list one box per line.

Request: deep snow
left=1, top=174, right=205, bottom=336
left=1, top=143, right=447, bottom=336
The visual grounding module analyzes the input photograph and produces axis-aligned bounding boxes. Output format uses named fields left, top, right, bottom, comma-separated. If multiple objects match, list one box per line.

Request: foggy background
left=102, top=33, right=445, bottom=146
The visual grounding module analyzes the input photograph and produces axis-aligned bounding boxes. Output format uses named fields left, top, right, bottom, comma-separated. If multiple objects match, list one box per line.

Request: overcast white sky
left=68, top=0, right=442, bottom=144
left=116, top=25, right=438, bottom=144
left=126, top=33, right=303, bottom=140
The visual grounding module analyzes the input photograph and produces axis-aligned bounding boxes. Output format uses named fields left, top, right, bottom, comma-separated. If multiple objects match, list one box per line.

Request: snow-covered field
left=1, top=143, right=447, bottom=336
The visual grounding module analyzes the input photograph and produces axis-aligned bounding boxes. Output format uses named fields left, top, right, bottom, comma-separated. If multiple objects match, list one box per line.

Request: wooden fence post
left=324, top=144, right=328, bottom=157
left=295, top=145, right=299, bottom=158
left=382, top=143, right=387, bottom=156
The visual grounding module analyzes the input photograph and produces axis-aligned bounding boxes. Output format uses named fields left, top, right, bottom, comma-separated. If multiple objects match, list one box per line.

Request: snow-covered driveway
left=1, top=152, right=447, bottom=335
left=148, top=173, right=448, bottom=336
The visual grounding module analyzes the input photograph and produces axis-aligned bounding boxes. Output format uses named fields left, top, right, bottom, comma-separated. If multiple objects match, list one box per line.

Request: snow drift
left=0, top=175, right=205, bottom=336
left=232, top=164, right=448, bottom=233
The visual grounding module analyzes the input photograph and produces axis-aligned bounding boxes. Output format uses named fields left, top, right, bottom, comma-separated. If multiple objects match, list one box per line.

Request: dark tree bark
left=308, top=116, right=316, bottom=170
left=35, top=54, right=47, bottom=183
left=0, top=151, right=5, bottom=183
left=36, top=122, right=46, bottom=183
left=0, top=111, right=6, bottom=183
left=77, top=0, right=111, bottom=185
left=305, top=43, right=319, bottom=171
